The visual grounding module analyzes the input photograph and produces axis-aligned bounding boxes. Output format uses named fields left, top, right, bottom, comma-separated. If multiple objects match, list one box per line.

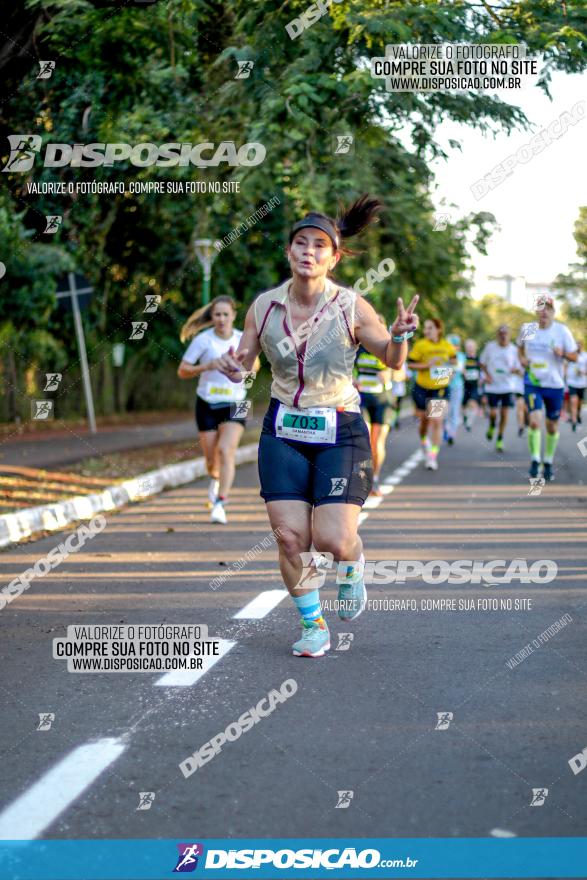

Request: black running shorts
left=487, top=392, right=514, bottom=409
left=411, top=383, right=450, bottom=411
left=195, top=396, right=247, bottom=432
left=359, top=390, right=394, bottom=426
left=258, top=398, right=373, bottom=507
left=463, top=381, right=480, bottom=405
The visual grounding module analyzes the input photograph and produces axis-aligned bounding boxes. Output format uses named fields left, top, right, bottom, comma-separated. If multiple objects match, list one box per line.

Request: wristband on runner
left=390, top=330, right=414, bottom=343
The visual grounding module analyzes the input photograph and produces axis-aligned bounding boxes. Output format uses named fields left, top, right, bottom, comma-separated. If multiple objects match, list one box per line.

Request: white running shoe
left=425, top=451, right=438, bottom=471
left=207, top=478, right=219, bottom=508
left=210, top=500, right=227, bottom=524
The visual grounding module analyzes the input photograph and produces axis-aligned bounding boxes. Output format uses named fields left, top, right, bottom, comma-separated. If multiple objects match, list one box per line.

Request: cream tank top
left=253, top=277, right=361, bottom=412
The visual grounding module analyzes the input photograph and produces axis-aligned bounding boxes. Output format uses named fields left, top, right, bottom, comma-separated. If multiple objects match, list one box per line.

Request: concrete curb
left=0, top=443, right=259, bottom=549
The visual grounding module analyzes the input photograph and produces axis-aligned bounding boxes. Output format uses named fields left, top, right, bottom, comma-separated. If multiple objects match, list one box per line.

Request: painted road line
left=154, top=638, right=236, bottom=687
left=0, top=738, right=125, bottom=840
left=233, top=589, right=288, bottom=620
left=359, top=450, right=422, bottom=523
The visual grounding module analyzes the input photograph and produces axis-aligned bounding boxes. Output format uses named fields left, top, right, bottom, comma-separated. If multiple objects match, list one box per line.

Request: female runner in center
left=216, top=195, right=419, bottom=657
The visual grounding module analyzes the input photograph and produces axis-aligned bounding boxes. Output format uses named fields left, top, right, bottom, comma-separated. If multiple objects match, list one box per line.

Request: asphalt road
left=0, top=413, right=586, bottom=855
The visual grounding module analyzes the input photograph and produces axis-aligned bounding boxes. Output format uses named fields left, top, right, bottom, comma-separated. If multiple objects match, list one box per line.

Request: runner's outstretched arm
left=355, top=294, right=419, bottom=370
left=215, top=304, right=262, bottom=383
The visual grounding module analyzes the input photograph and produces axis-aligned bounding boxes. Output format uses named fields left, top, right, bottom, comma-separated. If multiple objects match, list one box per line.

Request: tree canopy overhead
left=0, top=0, right=585, bottom=419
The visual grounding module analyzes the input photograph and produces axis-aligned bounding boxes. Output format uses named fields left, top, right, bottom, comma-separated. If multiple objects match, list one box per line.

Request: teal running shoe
left=337, top=570, right=367, bottom=621
left=292, top=619, right=330, bottom=658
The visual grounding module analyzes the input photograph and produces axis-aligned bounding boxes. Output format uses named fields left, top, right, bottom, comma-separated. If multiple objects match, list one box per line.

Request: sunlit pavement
left=0, top=416, right=586, bottom=840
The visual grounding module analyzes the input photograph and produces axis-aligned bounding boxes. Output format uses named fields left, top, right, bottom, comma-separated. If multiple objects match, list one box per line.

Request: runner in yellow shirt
left=408, top=319, right=457, bottom=470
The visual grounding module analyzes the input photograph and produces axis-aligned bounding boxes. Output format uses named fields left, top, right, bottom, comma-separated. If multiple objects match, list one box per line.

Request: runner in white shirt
left=480, top=326, right=523, bottom=453
left=567, top=341, right=587, bottom=432
left=178, top=295, right=258, bottom=524
left=517, top=296, right=577, bottom=481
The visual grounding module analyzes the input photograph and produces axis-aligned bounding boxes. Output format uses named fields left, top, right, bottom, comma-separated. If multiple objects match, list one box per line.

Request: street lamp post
left=56, top=273, right=97, bottom=434
left=193, top=239, right=220, bottom=306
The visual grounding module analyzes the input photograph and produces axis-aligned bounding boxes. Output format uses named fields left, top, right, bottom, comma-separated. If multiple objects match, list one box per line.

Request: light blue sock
left=291, top=589, right=324, bottom=623
left=336, top=554, right=365, bottom=584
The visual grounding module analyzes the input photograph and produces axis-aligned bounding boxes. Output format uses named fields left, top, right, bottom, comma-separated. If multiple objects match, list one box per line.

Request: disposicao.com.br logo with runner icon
left=173, top=843, right=204, bottom=872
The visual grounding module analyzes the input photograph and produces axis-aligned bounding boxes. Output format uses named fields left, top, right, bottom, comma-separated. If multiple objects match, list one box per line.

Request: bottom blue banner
left=0, top=838, right=585, bottom=879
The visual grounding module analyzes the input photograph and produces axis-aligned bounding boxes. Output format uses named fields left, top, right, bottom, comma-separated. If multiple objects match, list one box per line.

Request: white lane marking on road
left=0, top=738, right=125, bottom=840
left=233, top=589, right=288, bottom=620
left=363, top=495, right=383, bottom=510
left=154, top=638, right=236, bottom=687
left=358, top=450, right=422, bottom=526
left=490, top=828, right=517, bottom=838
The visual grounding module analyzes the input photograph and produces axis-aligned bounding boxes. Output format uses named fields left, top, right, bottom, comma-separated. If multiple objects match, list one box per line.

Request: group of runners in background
left=178, top=288, right=585, bottom=522
left=174, top=194, right=584, bottom=658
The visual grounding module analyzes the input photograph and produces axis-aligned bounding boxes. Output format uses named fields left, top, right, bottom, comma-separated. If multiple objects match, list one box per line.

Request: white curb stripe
left=0, top=444, right=259, bottom=549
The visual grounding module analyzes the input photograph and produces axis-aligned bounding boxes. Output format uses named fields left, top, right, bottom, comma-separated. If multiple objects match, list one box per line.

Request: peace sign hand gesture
left=390, top=295, right=419, bottom=338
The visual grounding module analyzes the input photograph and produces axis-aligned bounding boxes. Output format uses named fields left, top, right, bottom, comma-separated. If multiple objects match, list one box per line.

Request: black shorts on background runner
left=195, top=396, right=248, bottom=432
left=258, top=398, right=373, bottom=507
left=411, top=383, right=450, bottom=412
left=463, top=381, right=480, bottom=405
left=486, top=392, right=514, bottom=409
left=569, top=386, right=585, bottom=401
left=360, top=389, right=394, bottom=426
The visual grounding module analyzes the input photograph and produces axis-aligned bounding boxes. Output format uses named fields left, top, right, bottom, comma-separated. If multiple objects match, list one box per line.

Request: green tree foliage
left=555, top=206, right=587, bottom=340
left=0, top=0, right=585, bottom=419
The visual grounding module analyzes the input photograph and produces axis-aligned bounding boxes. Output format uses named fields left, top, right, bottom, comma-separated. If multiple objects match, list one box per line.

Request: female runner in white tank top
left=216, top=196, right=419, bottom=657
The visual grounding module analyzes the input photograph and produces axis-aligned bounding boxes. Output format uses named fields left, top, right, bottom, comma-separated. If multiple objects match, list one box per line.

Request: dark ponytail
left=337, top=194, right=382, bottom=240
left=288, top=193, right=382, bottom=254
